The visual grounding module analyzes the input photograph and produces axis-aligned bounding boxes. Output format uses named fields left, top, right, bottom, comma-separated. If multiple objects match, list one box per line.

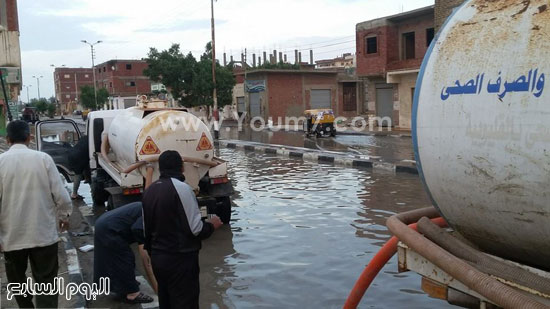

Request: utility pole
left=211, top=0, right=219, bottom=139
left=32, top=75, right=43, bottom=99
left=81, top=40, right=102, bottom=109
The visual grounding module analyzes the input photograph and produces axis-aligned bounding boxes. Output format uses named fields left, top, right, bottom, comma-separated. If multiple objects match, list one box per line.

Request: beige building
left=0, top=0, right=21, bottom=125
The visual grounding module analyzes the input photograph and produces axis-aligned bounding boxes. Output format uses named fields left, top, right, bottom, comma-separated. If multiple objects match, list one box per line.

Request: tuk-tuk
left=82, top=109, right=90, bottom=121
left=303, top=109, right=336, bottom=137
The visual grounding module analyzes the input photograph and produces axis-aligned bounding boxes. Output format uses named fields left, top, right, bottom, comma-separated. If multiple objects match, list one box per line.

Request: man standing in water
left=142, top=150, right=223, bottom=308
left=0, top=120, right=72, bottom=308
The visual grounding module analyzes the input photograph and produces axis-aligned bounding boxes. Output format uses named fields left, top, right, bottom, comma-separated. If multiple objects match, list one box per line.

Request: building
left=0, top=0, right=21, bottom=128
left=53, top=67, right=94, bottom=114
left=356, top=5, right=434, bottom=130
left=315, top=53, right=356, bottom=70
left=435, top=0, right=465, bottom=31
left=95, top=59, right=151, bottom=108
left=239, top=69, right=362, bottom=123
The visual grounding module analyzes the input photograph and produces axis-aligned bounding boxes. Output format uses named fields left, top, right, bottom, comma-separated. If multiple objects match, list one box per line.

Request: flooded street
left=196, top=148, right=445, bottom=308
left=220, top=127, right=415, bottom=164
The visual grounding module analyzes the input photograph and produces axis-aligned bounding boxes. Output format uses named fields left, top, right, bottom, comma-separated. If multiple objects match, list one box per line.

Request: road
left=68, top=147, right=445, bottom=308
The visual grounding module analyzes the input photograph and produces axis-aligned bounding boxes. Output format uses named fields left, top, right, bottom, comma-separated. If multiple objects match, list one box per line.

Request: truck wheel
left=91, top=169, right=110, bottom=207
left=215, top=197, right=232, bottom=224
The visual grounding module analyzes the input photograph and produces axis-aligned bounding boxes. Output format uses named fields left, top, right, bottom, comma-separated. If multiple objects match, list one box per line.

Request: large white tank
left=415, top=0, right=550, bottom=269
left=108, top=107, right=215, bottom=189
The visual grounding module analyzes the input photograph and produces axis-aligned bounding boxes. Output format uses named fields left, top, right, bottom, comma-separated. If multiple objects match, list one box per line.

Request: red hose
left=344, top=217, right=447, bottom=309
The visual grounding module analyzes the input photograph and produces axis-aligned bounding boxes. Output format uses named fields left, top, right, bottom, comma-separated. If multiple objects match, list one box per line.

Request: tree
left=30, top=98, right=49, bottom=114
left=80, top=86, right=109, bottom=110
left=46, top=103, right=56, bottom=118
left=144, top=43, right=236, bottom=108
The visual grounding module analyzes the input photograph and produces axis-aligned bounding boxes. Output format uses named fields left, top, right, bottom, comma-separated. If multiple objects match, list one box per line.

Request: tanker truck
left=35, top=96, right=233, bottom=223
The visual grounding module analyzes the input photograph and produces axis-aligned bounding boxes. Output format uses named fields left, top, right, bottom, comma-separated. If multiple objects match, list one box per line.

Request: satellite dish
left=111, top=66, right=116, bottom=71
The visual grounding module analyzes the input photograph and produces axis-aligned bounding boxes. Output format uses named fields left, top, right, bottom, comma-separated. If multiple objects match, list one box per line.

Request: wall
left=303, top=73, right=338, bottom=112
left=266, top=73, right=303, bottom=122
left=356, top=25, right=394, bottom=77
left=396, top=73, right=418, bottom=129
left=388, top=16, right=434, bottom=71
left=0, top=0, right=21, bottom=114
left=355, top=10, right=434, bottom=76
left=435, top=0, right=464, bottom=31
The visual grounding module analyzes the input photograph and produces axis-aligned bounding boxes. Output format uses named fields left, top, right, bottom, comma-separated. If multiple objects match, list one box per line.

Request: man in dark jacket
left=68, top=136, right=90, bottom=199
left=94, top=202, right=156, bottom=303
left=142, top=150, right=222, bottom=309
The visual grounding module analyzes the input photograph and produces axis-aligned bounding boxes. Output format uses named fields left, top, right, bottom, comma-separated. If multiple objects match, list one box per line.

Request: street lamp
left=23, top=85, right=32, bottom=104
left=32, top=75, right=43, bottom=99
left=81, top=40, right=102, bottom=108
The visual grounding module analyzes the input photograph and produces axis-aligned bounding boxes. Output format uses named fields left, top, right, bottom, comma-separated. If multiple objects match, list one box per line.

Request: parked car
left=73, top=110, right=83, bottom=116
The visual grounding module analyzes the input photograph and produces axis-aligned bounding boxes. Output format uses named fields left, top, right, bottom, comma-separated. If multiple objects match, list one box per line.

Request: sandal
left=124, top=292, right=154, bottom=304
left=71, top=194, right=84, bottom=200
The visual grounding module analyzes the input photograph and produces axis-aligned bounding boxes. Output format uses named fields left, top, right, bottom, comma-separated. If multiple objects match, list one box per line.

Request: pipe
left=387, top=215, right=548, bottom=309
left=344, top=207, right=444, bottom=308
left=417, top=217, right=550, bottom=296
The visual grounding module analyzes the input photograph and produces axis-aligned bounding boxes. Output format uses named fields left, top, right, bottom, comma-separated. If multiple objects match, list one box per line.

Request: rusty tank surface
left=414, top=0, right=550, bottom=270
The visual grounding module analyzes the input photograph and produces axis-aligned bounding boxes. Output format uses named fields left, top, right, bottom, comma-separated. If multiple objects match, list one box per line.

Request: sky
left=18, top=0, right=434, bottom=101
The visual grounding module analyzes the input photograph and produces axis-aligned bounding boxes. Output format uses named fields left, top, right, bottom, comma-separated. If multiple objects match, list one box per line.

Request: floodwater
left=197, top=148, right=447, bottom=308
left=220, top=127, right=415, bottom=164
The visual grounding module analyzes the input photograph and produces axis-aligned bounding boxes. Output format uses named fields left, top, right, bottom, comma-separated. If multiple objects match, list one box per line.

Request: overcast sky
left=18, top=0, right=434, bottom=100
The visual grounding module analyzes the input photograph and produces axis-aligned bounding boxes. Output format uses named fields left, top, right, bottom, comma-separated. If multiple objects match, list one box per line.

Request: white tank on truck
left=415, top=0, right=550, bottom=269
left=35, top=96, right=233, bottom=223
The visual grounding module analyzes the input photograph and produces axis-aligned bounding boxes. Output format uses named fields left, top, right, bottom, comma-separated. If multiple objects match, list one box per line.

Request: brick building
left=95, top=60, right=151, bottom=108
left=0, top=0, right=21, bottom=126
left=356, top=5, right=434, bottom=129
left=53, top=67, right=93, bottom=114
left=315, top=53, right=356, bottom=70
left=435, top=0, right=465, bottom=31
left=238, top=69, right=362, bottom=123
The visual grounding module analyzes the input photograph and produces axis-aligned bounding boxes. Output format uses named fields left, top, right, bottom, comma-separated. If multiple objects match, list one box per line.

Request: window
left=126, top=64, right=132, bottom=70
left=366, top=36, right=378, bottom=54
left=109, top=82, right=113, bottom=88
left=126, top=81, right=136, bottom=87
left=103, top=67, right=106, bottom=72
left=402, top=32, right=416, bottom=60
left=426, top=28, right=435, bottom=47
left=66, top=94, right=71, bottom=98
left=64, top=74, right=70, bottom=78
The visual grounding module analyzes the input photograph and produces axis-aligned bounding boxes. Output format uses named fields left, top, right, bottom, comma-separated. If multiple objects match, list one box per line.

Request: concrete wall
left=435, top=0, right=464, bottom=31
left=395, top=73, right=417, bottom=130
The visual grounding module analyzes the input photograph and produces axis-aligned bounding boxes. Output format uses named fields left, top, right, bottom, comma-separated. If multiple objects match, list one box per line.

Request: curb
left=61, top=231, right=87, bottom=308
left=217, top=140, right=418, bottom=175
left=262, top=128, right=412, bottom=138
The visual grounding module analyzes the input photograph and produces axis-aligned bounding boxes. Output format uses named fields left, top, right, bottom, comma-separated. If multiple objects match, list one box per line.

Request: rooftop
left=356, top=5, right=434, bottom=30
